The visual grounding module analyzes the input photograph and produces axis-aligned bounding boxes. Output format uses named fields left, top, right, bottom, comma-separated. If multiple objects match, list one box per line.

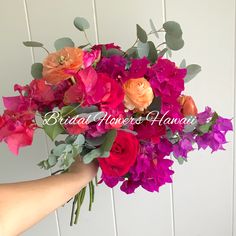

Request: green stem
left=41, top=46, right=50, bottom=54
left=89, top=181, right=94, bottom=211
left=83, top=30, right=92, bottom=46
left=70, top=195, right=78, bottom=226
left=74, top=187, right=86, bottom=224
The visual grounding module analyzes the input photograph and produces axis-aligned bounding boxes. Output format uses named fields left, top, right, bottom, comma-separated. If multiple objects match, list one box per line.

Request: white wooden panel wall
left=0, top=1, right=235, bottom=236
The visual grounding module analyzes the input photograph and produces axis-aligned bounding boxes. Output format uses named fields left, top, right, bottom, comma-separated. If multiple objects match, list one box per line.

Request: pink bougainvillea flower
left=0, top=111, right=36, bottom=155
left=65, top=67, right=124, bottom=109
left=64, top=122, right=89, bottom=135
left=29, top=79, right=55, bottom=104
left=83, top=49, right=101, bottom=68
left=92, top=43, right=121, bottom=51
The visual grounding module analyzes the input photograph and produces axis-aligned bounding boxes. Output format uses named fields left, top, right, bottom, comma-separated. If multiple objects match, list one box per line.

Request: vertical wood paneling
left=25, top=1, right=116, bottom=235
left=165, top=1, right=235, bottom=236
left=0, top=1, right=60, bottom=236
left=95, top=1, right=173, bottom=236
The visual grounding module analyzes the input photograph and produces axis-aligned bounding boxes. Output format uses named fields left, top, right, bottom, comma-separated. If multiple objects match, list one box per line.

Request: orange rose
left=43, top=47, right=83, bottom=85
left=178, top=95, right=198, bottom=116
left=123, top=78, right=154, bottom=111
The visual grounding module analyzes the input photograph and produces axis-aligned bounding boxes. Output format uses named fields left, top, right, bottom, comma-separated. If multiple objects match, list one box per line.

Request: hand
left=68, top=156, right=99, bottom=187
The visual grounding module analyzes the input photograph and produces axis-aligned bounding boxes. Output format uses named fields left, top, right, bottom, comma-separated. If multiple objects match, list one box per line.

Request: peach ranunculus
left=123, top=78, right=154, bottom=111
left=178, top=95, right=198, bottom=116
left=43, top=47, right=83, bottom=85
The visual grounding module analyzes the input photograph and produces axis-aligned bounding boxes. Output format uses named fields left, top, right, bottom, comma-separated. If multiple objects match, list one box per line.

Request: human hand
left=68, top=156, right=99, bottom=187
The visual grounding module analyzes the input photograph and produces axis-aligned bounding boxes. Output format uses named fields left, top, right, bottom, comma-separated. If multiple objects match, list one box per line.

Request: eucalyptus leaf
left=180, top=59, right=186, bottom=68
left=184, top=64, right=201, bottom=83
left=31, top=63, right=43, bottom=79
left=126, top=47, right=138, bottom=59
left=176, top=157, right=187, bottom=165
left=54, top=37, right=75, bottom=51
left=106, top=48, right=124, bottom=57
left=136, top=24, right=148, bottom=43
left=48, top=154, right=58, bottom=166
left=65, top=135, right=77, bottom=144
left=23, top=41, right=43, bottom=47
left=147, top=41, right=158, bottom=63
left=73, top=134, right=85, bottom=146
left=78, top=43, right=90, bottom=49
left=184, top=116, right=198, bottom=133
left=74, top=17, right=90, bottom=31
left=86, top=135, right=106, bottom=147
left=158, top=48, right=168, bottom=57
left=165, top=34, right=184, bottom=50
left=163, top=21, right=183, bottom=38
left=53, top=144, right=67, bottom=156
left=149, top=19, right=159, bottom=38
left=100, top=129, right=117, bottom=153
left=147, top=96, right=162, bottom=112
left=83, top=148, right=102, bottom=164
left=137, top=41, right=149, bottom=58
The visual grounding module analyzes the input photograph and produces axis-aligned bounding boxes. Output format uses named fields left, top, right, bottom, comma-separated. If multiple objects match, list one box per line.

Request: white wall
left=0, top=0, right=235, bottom=236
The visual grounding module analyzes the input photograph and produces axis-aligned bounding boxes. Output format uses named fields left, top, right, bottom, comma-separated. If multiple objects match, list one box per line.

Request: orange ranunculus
left=123, top=78, right=154, bottom=111
left=43, top=47, right=83, bottom=85
left=178, top=95, right=198, bottom=116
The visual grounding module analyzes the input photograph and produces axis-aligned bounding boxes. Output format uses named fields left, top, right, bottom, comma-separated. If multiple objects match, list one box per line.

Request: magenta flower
left=83, top=49, right=101, bottom=68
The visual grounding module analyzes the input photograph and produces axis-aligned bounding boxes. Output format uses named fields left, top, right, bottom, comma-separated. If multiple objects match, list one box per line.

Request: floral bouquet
left=0, top=17, right=233, bottom=225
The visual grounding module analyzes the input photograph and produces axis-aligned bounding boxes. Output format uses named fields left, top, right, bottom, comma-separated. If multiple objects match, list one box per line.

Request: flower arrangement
left=0, top=17, right=233, bottom=225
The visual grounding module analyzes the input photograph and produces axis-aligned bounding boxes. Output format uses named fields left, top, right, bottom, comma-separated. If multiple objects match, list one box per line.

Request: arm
left=0, top=158, right=98, bottom=236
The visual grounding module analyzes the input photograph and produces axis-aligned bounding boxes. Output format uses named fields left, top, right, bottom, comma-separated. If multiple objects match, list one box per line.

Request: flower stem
left=83, top=30, right=92, bottom=46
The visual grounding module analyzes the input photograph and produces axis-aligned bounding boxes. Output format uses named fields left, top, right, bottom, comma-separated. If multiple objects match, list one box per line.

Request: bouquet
left=0, top=17, right=233, bottom=225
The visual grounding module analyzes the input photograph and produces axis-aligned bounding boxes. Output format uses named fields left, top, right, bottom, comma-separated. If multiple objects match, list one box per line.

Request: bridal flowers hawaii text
left=42, top=110, right=196, bottom=127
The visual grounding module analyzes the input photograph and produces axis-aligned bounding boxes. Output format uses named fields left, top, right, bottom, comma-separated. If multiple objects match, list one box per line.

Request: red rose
left=98, top=130, right=139, bottom=177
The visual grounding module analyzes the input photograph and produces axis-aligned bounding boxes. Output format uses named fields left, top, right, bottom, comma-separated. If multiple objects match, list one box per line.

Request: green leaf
left=198, top=112, right=218, bottom=134
left=183, top=116, right=198, bottom=133
left=31, top=63, right=43, bottom=79
left=100, top=129, right=117, bottom=153
left=23, top=41, right=44, bottom=47
left=106, top=48, right=124, bottom=57
left=61, top=105, right=77, bottom=117
left=54, top=37, right=75, bottom=51
left=83, top=148, right=102, bottom=164
left=78, top=43, right=90, bottom=49
left=176, top=157, right=187, bottom=165
left=184, top=64, right=201, bottom=83
left=126, top=47, right=138, bottom=59
left=137, top=41, right=149, bottom=58
left=65, top=135, right=77, bottom=144
left=136, top=24, right=148, bottom=43
left=74, top=17, right=90, bottom=31
left=149, top=19, right=159, bottom=38
left=198, top=122, right=212, bottom=134
left=147, top=96, right=161, bottom=112
left=147, top=41, right=158, bottom=63
left=48, top=154, right=58, bottom=166
left=165, top=34, right=184, bottom=50
left=163, top=21, right=183, bottom=38
left=166, top=48, right=172, bottom=58
left=158, top=48, right=168, bottom=57
left=86, top=135, right=106, bottom=148
left=73, top=134, right=85, bottom=146
left=53, top=144, right=67, bottom=156
left=180, top=59, right=186, bottom=68
left=43, top=116, right=64, bottom=141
